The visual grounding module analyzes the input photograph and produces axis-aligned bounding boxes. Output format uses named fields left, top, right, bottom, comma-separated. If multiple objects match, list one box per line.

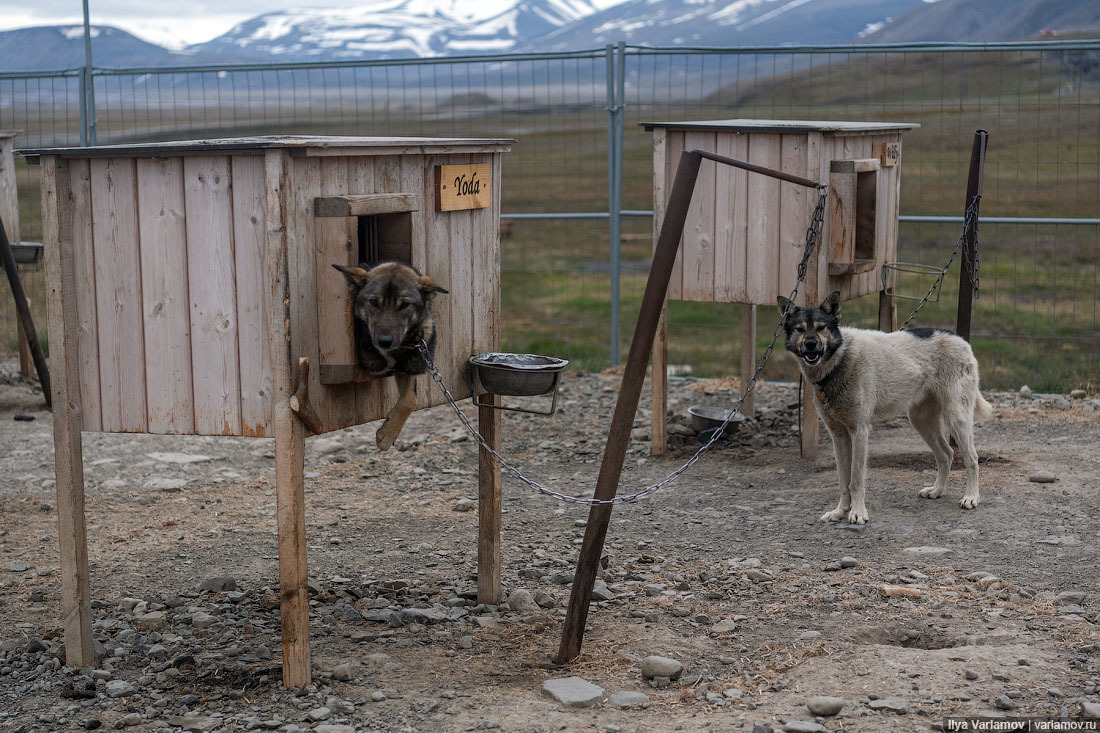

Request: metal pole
left=0, top=216, right=50, bottom=405
left=956, top=130, right=987, bottom=341
left=606, top=44, right=625, bottom=365
left=82, top=0, right=97, bottom=146
left=557, top=151, right=702, bottom=664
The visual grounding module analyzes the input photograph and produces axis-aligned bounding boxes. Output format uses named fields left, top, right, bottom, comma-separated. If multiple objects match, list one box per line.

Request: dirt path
left=1, top=356, right=1098, bottom=732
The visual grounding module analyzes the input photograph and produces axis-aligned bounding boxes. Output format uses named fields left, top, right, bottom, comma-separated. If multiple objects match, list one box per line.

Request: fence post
left=81, top=0, right=97, bottom=146
left=606, top=44, right=625, bottom=365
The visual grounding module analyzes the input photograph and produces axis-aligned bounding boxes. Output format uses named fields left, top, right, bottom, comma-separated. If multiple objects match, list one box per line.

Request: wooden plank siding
left=136, top=157, right=194, bottom=434
left=680, top=131, right=716, bottom=301
left=68, top=160, right=102, bottom=432
left=89, top=157, right=147, bottom=433
left=183, top=155, right=242, bottom=435
left=232, top=154, right=273, bottom=437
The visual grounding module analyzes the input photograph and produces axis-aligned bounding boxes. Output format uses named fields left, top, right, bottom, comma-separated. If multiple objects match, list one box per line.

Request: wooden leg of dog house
left=739, top=305, right=756, bottom=417
left=42, top=156, right=95, bottom=668
left=879, top=288, right=897, bottom=332
left=477, top=395, right=502, bottom=604
left=649, top=305, right=668, bottom=457
left=274, top=403, right=311, bottom=688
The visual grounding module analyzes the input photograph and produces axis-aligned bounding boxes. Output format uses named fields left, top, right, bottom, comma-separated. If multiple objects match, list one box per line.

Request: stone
left=105, top=679, right=135, bottom=698
left=994, top=695, right=1016, bottom=710
left=711, top=619, right=738, bottom=633
left=840, top=556, right=858, bottom=568
left=190, top=611, right=218, bottom=629
left=1082, top=701, right=1100, bottom=719
left=868, top=696, right=908, bottom=714
left=783, top=722, right=825, bottom=733
left=723, top=688, right=743, bottom=699
left=799, top=631, right=822, bottom=641
left=1019, top=385, right=1033, bottom=399
left=641, top=655, right=683, bottom=680
left=592, top=581, right=615, bottom=602
left=1028, top=470, right=1058, bottom=483
left=506, top=589, right=541, bottom=614
left=902, top=546, right=952, bottom=557
left=314, top=727, right=357, bottom=733
left=806, top=695, right=845, bottom=716
left=452, top=498, right=475, bottom=512
left=134, top=611, right=167, bottom=631
left=542, top=677, right=605, bottom=707
left=307, top=707, right=332, bottom=721
left=964, top=668, right=979, bottom=680
left=164, top=716, right=221, bottom=732
left=200, top=577, right=237, bottom=592
left=1057, top=591, right=1087, bottom=605
left=331, top=663, right=356, bottom=681
left=1070, top=389, right=1087, bottom=400
left=147, top=452, right=213, bottom=464
left=608, top=690, right=649, bottom=708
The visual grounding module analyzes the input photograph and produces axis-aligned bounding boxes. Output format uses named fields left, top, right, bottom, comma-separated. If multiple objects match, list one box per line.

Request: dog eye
left=367, top=296, right=381, bottom=308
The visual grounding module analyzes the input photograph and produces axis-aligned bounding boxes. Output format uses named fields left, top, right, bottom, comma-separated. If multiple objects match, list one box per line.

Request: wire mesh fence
left=1, top=40, right=1097, bottom=391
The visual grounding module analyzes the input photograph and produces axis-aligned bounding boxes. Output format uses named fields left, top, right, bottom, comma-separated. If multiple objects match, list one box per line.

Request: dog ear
left=333, top=264, right=369, bottom=288
left=821, top=290, right=842, bottom=318
left=418, top=275, right=449, bottom=296
left=776, top=296, right=797, bottom=319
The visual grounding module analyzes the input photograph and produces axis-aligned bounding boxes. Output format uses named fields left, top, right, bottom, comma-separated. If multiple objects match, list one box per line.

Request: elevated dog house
left=23, top=135, right=511, bottom=687
left=644, top=119, right=916, bottom=460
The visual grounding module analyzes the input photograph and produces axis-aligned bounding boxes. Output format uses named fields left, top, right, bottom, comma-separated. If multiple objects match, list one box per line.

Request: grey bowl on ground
left=688, top=405, right=747, bottom=435
left=469, top=353, right=569, bottom=396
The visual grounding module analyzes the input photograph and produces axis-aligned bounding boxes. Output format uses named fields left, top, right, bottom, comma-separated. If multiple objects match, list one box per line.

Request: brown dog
left=333, top=261, right=448, bottom=450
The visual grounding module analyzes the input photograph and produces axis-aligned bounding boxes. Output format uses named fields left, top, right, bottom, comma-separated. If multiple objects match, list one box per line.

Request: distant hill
left=861, top=0, right=1100, bottom=42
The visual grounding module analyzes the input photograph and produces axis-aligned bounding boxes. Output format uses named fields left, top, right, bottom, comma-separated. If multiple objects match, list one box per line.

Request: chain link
left=899, top=196, right=982, bottom=329
left=419, top=185, right=829, bottom=506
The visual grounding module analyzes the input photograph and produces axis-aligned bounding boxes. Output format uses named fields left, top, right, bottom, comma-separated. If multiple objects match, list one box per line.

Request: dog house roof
left=641, top=119, right=918, bottom=134
left=19, top=134, right=514, bottom=160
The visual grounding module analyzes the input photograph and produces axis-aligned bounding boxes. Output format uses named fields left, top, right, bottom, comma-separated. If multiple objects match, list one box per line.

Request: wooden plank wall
left=661, top=129, right=903, bottom=308
left=69, top=154, right=270, bottom=436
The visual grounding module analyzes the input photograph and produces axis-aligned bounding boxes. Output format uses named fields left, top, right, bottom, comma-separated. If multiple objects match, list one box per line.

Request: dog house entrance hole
left=828, top=158, right=880, bottom=277
left=314, top=192, right=420, bottom=384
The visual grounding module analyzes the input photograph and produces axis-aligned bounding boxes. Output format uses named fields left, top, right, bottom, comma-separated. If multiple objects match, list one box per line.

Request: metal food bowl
left=688, top=405, right=746, bottom=435
left=468, top=353, right=569, bottom=414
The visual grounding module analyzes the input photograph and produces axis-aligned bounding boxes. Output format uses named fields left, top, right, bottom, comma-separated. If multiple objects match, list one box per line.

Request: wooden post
left=956, top=130, right=987, bottom=342
left=739, top=304, right=756, bottom=417
left=649, top=304, right=668, bottom=456
left=878, top=288, right=897, bottom=332
left=42, top=157, right=95, bottom=667
left=1, top=216, right=50, bottom=403
left=266, top=149, right=311, bottom=688
left=477, top=394, right=502, bottom=604
left=558, top=151, right=701, bottom=664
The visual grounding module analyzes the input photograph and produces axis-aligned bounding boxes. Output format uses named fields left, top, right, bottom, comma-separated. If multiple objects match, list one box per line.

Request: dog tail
left=974, top=392, right=994, bottom=423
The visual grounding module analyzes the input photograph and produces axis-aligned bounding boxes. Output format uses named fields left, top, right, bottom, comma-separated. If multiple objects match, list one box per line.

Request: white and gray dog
left=779, top=291, right=993, bottom=524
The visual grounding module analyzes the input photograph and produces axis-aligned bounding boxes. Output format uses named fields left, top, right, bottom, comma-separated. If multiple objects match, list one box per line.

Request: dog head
left=333, top=262, right=448, bottom=354
left=777, top=291, right=843, bottom=369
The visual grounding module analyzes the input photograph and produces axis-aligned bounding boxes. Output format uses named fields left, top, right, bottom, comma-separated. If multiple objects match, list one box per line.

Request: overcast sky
left=0, top=0, right=374, bottom=49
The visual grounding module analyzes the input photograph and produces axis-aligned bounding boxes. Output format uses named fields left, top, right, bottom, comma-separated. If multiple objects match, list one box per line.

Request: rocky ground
left=0, top=354, right=1098, bottom=733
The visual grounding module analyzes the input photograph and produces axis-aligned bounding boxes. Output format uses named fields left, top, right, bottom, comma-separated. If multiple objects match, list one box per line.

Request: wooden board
left=435, top=163, right=491, bottom=211
left=69, top=160, right=102, bottom=432
left=314, top=192, right=419, bottom=217
left=680, top=131, right=716, bottom=301
left=136, top=157, right=194, bottom=434
left=778, top=134, right=809, bottom=298
left=232, top=154, right=273, bottom=437
left=89, top=157, right=147, bottom=432
left=0, top=134, right=20, bottom=243
left=744, top=134, right=781, bottom=304
left=714, top=131, right=749, bottom=303
left=183, top=155, right=242, bottom=435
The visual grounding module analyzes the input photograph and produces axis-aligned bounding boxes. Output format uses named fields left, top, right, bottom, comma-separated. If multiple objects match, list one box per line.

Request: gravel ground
left=0, top=354, right=1098, bottom=733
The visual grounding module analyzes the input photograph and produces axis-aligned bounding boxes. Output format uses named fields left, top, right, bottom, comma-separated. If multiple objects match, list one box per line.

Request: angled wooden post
left=957, top=130, right=987, bottom=342
left=558, top=151, right=702, bottom=663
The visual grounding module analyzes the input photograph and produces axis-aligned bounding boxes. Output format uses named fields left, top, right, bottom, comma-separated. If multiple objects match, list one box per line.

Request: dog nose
left=376, top=334, right=394, bottom=349
left=805, top=338, right=819, bottom=351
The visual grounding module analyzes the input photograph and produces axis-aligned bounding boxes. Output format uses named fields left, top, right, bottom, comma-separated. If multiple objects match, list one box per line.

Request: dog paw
left=959, top=495, right=979, bottom=509
left=820, top=508, right=847, bottom=522
left=375, top=424, right=397, bottom=451
left=846, top=508, right=869, bottom=525
left=918, top=485, right=944, bottom=499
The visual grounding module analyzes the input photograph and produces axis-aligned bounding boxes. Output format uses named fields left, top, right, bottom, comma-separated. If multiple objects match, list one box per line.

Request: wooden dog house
left=23, top=135, right=511, bottom=686
left=644, top=120, right=917, bottom=459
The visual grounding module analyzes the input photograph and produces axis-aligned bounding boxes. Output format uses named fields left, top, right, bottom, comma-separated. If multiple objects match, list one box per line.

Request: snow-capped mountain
left=190, top=0, right=623, bottom=60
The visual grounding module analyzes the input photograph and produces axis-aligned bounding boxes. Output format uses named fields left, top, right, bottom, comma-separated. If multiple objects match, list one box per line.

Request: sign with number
left=436, top=164, right=491, bottom=211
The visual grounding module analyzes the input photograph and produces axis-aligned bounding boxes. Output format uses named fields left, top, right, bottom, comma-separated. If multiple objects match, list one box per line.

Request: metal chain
left=899, top=196, right=982, bottom=329
left=419, top=185, right=829, bottom=506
